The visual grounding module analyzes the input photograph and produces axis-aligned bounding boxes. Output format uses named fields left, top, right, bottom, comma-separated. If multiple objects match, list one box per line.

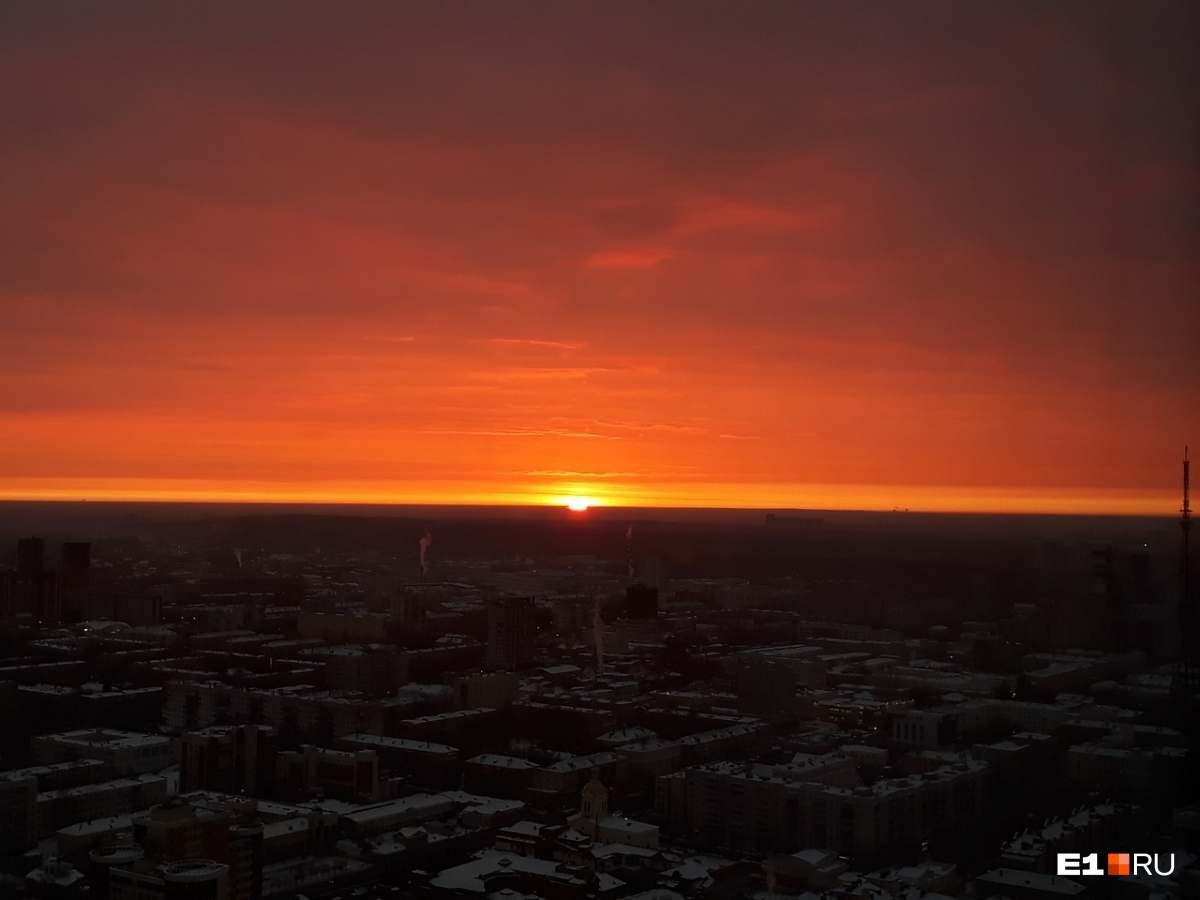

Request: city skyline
left=2, top=3, right=1198, bottom=514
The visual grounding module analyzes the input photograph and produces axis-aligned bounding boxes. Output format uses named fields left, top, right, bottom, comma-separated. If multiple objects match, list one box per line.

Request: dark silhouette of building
left=390, top=587, right=427, bottom=631
left=17, top=537, right=44, bottom=583
left=38, top=570, right=60, bottom=626
left=0, top=570, right=14, bottom=620
left=15, top=536, right=50, bottom=620
left=11, top=537, right=62, bottom=625
left=113, top=593, right=164, bottom=627
left=625, top=584, right=659, bottom=619
left=486, top=595, right=535, bottom=670
left=180, top=725, right=278, bottom=796
left=59, top=541, right=90, bottom=623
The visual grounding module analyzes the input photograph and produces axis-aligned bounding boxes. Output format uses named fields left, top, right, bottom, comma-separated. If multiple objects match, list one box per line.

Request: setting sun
left=563, top=497, right=597, bottom=512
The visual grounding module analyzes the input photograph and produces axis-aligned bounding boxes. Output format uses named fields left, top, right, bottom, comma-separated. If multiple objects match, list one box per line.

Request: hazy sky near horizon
left=2, top=3, right=1197, bottom=512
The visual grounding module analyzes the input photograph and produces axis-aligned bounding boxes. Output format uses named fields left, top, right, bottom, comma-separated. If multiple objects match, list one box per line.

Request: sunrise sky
left=2, top=3, right=1197, bottom=514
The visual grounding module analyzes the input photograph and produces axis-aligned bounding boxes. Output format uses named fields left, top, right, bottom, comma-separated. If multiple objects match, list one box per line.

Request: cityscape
left=0, top=490, right=1195, bottom=899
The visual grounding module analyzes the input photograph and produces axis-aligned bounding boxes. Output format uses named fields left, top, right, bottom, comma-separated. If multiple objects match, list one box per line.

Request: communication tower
left=1173, top=447, right=1197, bottom=708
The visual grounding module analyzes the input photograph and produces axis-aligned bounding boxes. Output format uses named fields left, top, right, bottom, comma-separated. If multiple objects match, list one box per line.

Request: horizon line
left=0, top=495, right=1178, bottom=520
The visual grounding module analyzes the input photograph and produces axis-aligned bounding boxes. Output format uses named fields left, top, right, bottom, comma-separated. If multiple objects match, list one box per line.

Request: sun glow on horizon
left=0, top=7, right=1195, bottom=539
left=0, top=478, right=1179, bottom=517
left=559, top=495, right=600, bottom=512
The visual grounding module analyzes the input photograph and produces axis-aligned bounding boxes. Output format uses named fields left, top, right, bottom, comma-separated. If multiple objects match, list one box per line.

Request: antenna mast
left=1174, top=446, right=1196, bottom=708
left=1184, top=445, right=1192, bottom=535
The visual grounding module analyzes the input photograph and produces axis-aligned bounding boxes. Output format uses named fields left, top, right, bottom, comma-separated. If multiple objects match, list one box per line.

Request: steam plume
left=418, top=533, right=432, bottom=575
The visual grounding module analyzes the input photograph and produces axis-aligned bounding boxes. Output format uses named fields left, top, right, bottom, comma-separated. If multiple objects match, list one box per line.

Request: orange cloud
left=0, top=4, right=1196, bottom=514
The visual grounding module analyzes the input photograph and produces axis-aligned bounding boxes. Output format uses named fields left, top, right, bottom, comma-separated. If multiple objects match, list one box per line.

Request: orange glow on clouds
left=0, top=5, right=1196, bottom=515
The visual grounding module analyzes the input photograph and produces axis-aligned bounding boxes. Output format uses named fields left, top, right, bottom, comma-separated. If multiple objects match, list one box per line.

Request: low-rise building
left=31, top=729, right=177, bottom=776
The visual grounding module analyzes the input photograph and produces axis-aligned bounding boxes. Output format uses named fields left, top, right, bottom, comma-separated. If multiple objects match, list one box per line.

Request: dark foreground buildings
left=0, top=511, right=1196, bottom=900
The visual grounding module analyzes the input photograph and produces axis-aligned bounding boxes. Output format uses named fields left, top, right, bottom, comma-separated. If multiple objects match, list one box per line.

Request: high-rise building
left=180, top=725, right=277, bottom=796
left=624, top=584, right=659, bottom=620
left=15, top=537, right=50, bottom=620
left=60, top=541, right=91, bottom=622
left=639, top=555, right=668, bottom=590
left=390, top=588, right=427, bottom=630
left=485, top=595, right=535, bottom=670
left=0, top=570, right=15, bottom=620
left=16, top=537, right=44, bottom=583
left=36, top=569, right=61, bottom=626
